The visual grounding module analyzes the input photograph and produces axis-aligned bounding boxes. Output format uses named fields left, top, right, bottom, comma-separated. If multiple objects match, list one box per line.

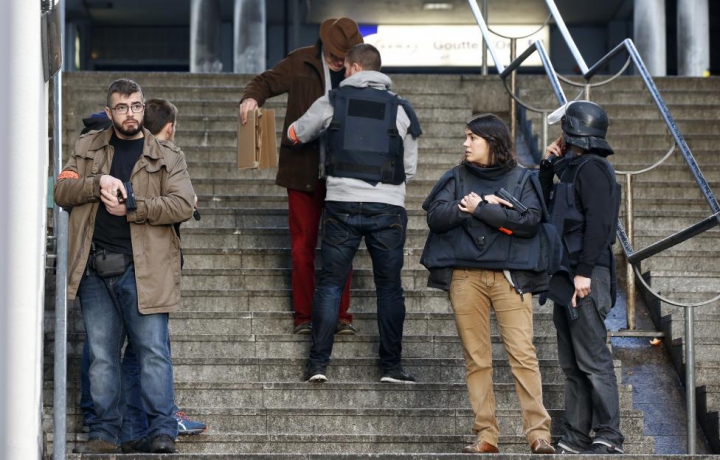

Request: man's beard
left=112, top=117, right=143, bottom=137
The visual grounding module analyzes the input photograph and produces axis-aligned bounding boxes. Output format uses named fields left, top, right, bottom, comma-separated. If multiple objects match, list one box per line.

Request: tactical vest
left=549, top=154, right=621, bottom=265
left=326, top=86, right=405, bottom=185
left=453, top=165, right=548, bottom=271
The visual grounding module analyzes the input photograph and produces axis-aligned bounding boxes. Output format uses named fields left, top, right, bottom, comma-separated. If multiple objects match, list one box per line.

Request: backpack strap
left=528, top=171, right=552, bottom=223
left=453, top=164, right=466, bottom=201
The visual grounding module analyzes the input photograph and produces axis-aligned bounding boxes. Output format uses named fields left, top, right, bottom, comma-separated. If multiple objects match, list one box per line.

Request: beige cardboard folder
left=238, top=108, right=278, bottom=170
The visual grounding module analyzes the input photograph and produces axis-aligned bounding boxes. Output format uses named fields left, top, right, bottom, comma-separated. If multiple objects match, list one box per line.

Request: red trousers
left=287, top=182, right=352, bottom=326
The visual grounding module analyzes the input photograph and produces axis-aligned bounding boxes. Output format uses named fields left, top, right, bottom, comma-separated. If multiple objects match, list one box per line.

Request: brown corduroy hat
left=319, top=17, right=364, bottom=58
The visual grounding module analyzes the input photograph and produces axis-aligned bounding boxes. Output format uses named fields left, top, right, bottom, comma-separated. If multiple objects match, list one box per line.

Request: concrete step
left=52, top=333, right=563, bottom=361
left=517, top=88, right=720, bottom=106
left=52, top=407, right=645, bottom=438
left=183, top=206, right=717, bottom=232
left=173, top=108, right=473, bottom=132
left=665, top=336, right=720, bottom=363
left=181, top=247, right=433, bottom=271
left=176, top=144, right=720, bottom=168
left=641, top=251, right=720, bottom=273
left=658, top=313, right=720, bottom=341
left=698, top=384, right=720, bottom=411
left=602, top=104, right=720, bottom=120
left=527, top=111, right=720, bottom=136
left=179, top=267, right=435, bottom=291
left=46, top=380, right=636, bottom=411
left=54, top=355, right=568, bottom=386
left=58, top=311, right=556, bottom=342
left=178, top=288, right=454, bottom=314
left=186, top=162, right=454, bottom=182
left=517, top=75, right=720, bottom=92
left=188, top=176, right=720, bottom=201
left=180, top=227, right=434, bottom=250
left=58, top=434, right=656, bottom=456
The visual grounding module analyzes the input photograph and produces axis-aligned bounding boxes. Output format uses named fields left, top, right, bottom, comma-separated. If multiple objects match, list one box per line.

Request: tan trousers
left=449, top=268, right=552, bottom=447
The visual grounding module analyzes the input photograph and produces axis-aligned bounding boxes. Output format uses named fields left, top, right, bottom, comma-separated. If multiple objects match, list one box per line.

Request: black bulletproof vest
left=549, top=154, right=621, bottom=264
left=326, top=86, right=405, bottom=185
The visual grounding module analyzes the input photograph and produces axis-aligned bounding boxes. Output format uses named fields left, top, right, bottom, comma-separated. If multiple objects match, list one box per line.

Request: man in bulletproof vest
left=288, top=43, right=422, bottom=384
left=538, top=100, right=624, bottom=455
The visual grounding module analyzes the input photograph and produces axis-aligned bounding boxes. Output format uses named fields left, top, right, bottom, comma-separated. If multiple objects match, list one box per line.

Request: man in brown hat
left=239, top=18, right=363, bottom=335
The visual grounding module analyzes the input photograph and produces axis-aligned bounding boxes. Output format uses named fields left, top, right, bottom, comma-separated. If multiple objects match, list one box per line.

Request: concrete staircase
left=517, top=75, right=720, bottom=452
left=42, top=72, right=678, bottom=458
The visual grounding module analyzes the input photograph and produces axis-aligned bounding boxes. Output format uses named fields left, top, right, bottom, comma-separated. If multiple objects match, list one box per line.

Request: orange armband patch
left=498, top=227, right=513, bottom=235
left=288, top=125, right=299, bottom=145
left=58, top=170, right=80, bottom=180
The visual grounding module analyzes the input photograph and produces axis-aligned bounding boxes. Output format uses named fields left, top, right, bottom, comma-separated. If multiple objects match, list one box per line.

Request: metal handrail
left=614, top=143, right=675, bottom=176
left=631, top=262, right=720, bottom=308
left=556, top=57, right=632, bottom=88
left=51, top=0, right=67, bottom=459
left=466, top=0, right=720, bottom=453
left=486, top=14, right=552, bottom=40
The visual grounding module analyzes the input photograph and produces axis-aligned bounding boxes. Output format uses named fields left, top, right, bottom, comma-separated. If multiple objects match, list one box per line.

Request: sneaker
left=72, top=437, right=121, bottom=454
left=554, top=442, right=581, bottom=454
left=121, top=436, right=152, bottom=453
left=305, top=365, right=327, bottom=383
left=293, top=321, right=312, bottom=334
left=151, top=434, right=176, bottom=454
left=175, top=410, right=207, bottom=435
left=380, top=367, right=416, bottom=384
left=581, top=442, right=623, bottom=455
left=336, top=321, right=356, bottom=335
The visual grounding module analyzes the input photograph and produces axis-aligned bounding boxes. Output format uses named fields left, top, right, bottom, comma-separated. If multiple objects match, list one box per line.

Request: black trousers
left=553, top=266, right=625, bottom=450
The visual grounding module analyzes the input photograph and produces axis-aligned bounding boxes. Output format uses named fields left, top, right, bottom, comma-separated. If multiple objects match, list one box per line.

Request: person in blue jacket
left=420, top=114, right=554, bottom=455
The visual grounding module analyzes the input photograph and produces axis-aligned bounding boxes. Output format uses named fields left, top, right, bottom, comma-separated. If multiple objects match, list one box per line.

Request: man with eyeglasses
left=55, top=79, right=195, bottom=454
left=239, top=18, right=363, bottom=337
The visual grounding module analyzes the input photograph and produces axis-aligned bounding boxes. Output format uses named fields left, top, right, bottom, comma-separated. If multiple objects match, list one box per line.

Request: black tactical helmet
left=548, top=100, right=614, bottom=156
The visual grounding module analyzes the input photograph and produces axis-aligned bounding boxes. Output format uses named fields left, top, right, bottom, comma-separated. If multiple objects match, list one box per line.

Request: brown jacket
left=54, top=128, right=195, bottom=314
left=241, top=42, right=326, bottom=192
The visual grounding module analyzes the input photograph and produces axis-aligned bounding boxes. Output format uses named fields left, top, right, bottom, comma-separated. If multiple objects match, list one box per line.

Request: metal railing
left=467, top=0, right=720, bottom=454
left=49, top=0, right=68, bottom=458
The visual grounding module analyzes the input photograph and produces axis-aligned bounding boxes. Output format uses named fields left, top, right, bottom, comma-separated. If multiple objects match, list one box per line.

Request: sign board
left=363, top=25, right=550, bottom=67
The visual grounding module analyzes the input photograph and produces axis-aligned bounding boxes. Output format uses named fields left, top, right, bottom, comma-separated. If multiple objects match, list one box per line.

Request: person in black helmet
left=539, top=100, right=624, bottom=455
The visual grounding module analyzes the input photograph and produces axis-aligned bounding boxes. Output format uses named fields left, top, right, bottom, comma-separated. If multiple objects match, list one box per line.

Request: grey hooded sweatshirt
left=288, top=70, right=418, bottom=207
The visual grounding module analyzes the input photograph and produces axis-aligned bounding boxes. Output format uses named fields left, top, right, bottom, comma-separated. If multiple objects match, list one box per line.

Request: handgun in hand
left=497, top=188, right=528, bottom=214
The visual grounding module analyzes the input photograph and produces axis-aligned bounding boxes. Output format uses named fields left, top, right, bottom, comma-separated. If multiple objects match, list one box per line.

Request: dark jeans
left=78, top=263, right=178, bottom=444
left=80, top=332, right=179, bottom=442
left=553, top=266, right=624, bottom=450
left=309, top=201, right=407, bottom=371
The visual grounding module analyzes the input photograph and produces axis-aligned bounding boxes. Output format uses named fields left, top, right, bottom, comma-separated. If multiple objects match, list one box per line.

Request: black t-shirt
left=330, top=68, right=345, bottom=89
left=93, top=134, right=144, bottom=255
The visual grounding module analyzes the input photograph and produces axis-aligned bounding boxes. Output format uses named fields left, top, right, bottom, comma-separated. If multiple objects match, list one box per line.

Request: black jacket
left=420, top=162, right=549, bottom=293
left=539, top=151, right=617, bottom=277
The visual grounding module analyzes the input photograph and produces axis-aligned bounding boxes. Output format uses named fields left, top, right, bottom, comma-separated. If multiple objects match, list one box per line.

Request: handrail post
left=509, top=38, right=517, bottom=143
left=541, top=111, right=548, bottom=157
left=624, top=174, right=636, bottom=330
left=53, top=211, right=69, bottom=460
left=481, top=0, right=488, bottom=75
left=686, top=306, right=696, bottom=454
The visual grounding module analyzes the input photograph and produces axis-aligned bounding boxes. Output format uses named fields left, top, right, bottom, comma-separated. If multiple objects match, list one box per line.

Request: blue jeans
left=78, top=263, right=178, bottom=444
left=309, top=201, right=407, bottom=371
left=81, top=339, right=179, bottom=442
left=80, top=342, right=95, bottom=426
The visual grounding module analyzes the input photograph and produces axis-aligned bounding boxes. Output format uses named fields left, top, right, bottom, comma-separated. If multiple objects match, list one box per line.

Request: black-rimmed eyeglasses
left=111, top=103, right=145, bottom=114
